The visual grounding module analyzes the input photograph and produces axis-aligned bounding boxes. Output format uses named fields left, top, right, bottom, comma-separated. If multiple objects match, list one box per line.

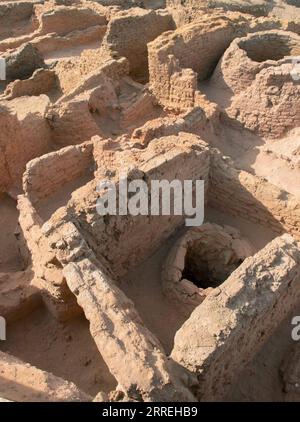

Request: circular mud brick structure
left=228, top=61, right=300, bottom=138
left=161, top=223, right=255, bottom=306
left=212, top=30, right=300, bottom=94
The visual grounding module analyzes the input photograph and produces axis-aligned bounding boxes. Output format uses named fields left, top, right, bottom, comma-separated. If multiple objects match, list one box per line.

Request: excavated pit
left=239, top=32, right=300, bottom=62
left=181, top=225, right=251, bottom=289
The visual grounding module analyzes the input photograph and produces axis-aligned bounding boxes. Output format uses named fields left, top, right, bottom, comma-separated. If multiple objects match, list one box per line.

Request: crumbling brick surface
left=161, top=223, right=255, bottom=305
left=0, top=95, right=52, bottom=193
left=208, top=150, right=300, bottom=239
left=172, top=234, right=300, bottom=401
left=0, top=0, right=299, bottom=403
left=2, top=43, right=46, bottom=81
left=63, top=255, right=196, bottom=401
left=48, top=133, right=211, bottom=277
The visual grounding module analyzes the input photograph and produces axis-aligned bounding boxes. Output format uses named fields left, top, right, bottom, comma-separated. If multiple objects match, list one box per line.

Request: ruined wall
left=172, top=234, right=300, bottom=401
left=148, top=13, right=249, bottom=110
left=211, top=30, right=300, bottom=94
left=49, top=220, right=195, bottom=402
left=31, top=25, right=106, bottom=57
left=2, top=42, right=46, bottom=82
left=2, top=69, right=56, bottom=100
left=64, top=257, right=195, bottom=401
left=131, top=106, right=214, bottom=147
left=23, top=142, right=94, bottom=204
left=47, top=95, right=101, bottom=146
left=166, top=0, right=271, bottom=18
left=102, top=8, right=174, bottom=77
left=209, top=149, right=300, bottom=239
left=148, top=13, right=284, bottom=111
left=121, top=92, right=157, bottom=130
left=24, top=218, right=196, bottom=402
left=228, top=63, right=300, bottom=139
left=0, top=96, right=52, bottom=193
left=49, top=133, right=210, bottom=277
left=39, top=6, right=107, bottom=36
left=0, top=1, right=34, bottom=24
left=0, top=7, right=107, bottom=53
left=56, top=56, right=129, bottom=102
left=17, top=195, right=80, bottom=320
left=0, top=1, right=35, bottom=39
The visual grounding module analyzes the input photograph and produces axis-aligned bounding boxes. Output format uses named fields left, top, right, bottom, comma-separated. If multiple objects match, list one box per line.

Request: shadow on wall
left=208, top=149, right=299, bottom=240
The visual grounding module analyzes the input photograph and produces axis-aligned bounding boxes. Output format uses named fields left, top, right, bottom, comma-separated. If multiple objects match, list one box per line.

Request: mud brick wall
left=209, top=150, right=300, bottom=239
left=286, top=21, right=300, bottom=36
left=102, top=8, right=174, bottom=77
left=166, top=0, right=270, bottom=17
left=17, top=195, right=44, bottom=268
left=148, top=46, right=198, bottom=111
left=148, top=18, right=241, bottom=110
left=229, top=64, right=300, bottom=139
left=54, top=222, right=194, bottom=401
left=3, top=69, right=56, bottom=100
left=39, top=220, right=195, bottom=401
left=172, top=234, right=300, bottom=401
left=59, top=56, right=129, bottom=103
left=39, top=7, right=107, bottom=36
left=47, top=97, right=101, bottom=146
left=0, top=144, right=10, bottom=193
left=18, top=194, right=80, bottom=320
left=31, top=26, right=107, bottom=57
left=0, top=1, right=34, bottom=22
left=23, top=142, right=94, bottom=204
left=0, top=96, right=52, bottom=193
left=148, top=13, right=284, bottom=111
left=168, top=67, right=198, bottom=111
left=57, top=134, right=211, bottom=277
left=132, top=107, right=208, bottom=147
left=121, top=92, right=156, bottom=129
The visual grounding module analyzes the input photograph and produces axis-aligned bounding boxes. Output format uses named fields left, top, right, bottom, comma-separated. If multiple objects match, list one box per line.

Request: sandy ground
left=122, top=228, right=195, bottom=355
left=44, top=41, right=101, bottom=63
left=0, top=306, right=117, bottom=396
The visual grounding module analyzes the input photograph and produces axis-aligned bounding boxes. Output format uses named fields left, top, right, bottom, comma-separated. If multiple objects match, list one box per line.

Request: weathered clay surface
left=0, top=0, right=299, bottom=404
left=172, top=234, right=300, bottom=401
left=0, top=351, right=91, bottom=402
left=161, top=223, right=255, bottom=305
left=2, top=43, right=46, bottom=81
